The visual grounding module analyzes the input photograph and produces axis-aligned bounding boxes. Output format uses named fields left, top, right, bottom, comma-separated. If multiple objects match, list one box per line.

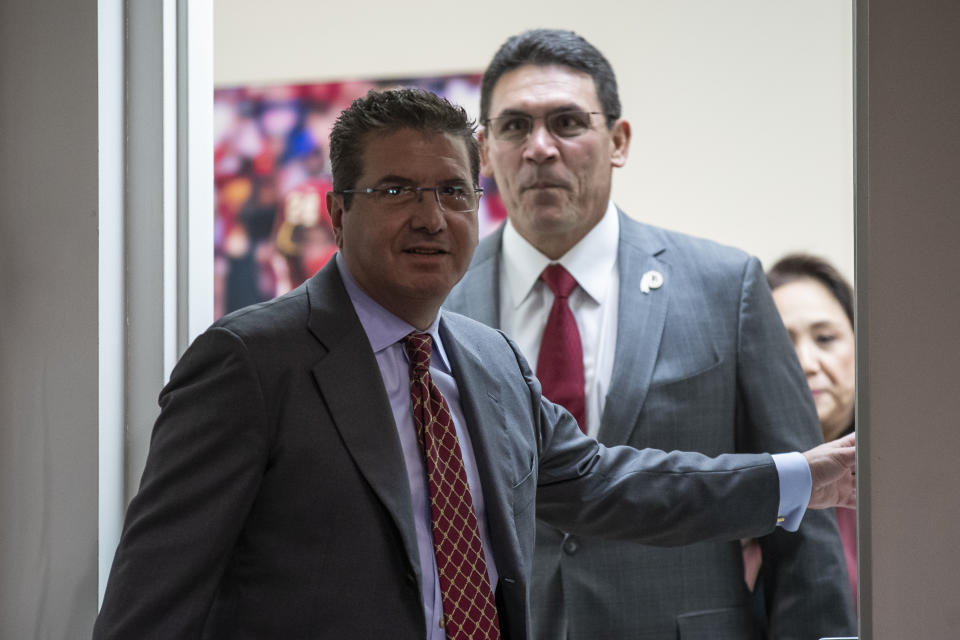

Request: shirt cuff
left=772, top=451, right=812, bottom=532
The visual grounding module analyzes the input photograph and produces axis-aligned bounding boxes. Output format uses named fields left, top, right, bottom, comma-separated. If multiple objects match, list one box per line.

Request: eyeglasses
left=336, top=184, right=484, bottom=213
left=484, top=110, right=608, bottom=144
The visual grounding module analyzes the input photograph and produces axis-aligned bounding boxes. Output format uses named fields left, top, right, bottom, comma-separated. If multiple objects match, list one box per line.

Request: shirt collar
left=501, top=200, right=620, bottom=308
left=336, top=253, right=450, bottom=370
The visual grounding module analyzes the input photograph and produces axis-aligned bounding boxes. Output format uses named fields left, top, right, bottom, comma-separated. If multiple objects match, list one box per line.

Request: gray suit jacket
left=94, top=258, right=785, bottom=640
left=445, top=212, right=855, bottom=639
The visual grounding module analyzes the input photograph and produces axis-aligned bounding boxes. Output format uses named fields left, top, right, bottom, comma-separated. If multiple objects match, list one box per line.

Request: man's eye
left=500, top=117, right=530, bottom=133
left=438, top=185, right=466, bottom=198
left=815, top=334, right=837, bottom=345
left=551, top=112, right=590, bottom=135
left=382, top=186, right=407, bottom=197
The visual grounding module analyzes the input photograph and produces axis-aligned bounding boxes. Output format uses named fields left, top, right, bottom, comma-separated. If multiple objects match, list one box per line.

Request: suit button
left=562, top=536, right=579, bottom=555
left=406, top=572, right=416, bottom=584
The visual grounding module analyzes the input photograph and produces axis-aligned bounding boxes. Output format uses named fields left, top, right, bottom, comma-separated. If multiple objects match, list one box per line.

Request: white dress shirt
left=499, top=200, right=620, bottom=439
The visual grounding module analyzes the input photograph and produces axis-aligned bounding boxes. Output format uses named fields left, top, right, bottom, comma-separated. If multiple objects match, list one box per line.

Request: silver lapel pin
left=640, top=270, right=664, bottom=294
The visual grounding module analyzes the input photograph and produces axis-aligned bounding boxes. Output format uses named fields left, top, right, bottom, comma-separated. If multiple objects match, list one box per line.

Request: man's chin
left=520, top=205, right=578, bottom=232
left=523, top=188, right=569, bottom=208
left=399, top=274, right=458, bottom=300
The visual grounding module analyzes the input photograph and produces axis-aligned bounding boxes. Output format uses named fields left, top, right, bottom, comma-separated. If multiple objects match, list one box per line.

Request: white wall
left=215, top=0, right=854, bottom=279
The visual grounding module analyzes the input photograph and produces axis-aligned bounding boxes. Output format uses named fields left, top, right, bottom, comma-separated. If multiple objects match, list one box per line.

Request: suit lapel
left=461, top=217, right=670, bottom=446
left=438, top=318, right=521, bottom=577
left=306, top=262, right=421, bottom=579
left=597, top=213, right=670, bottom=445
left=446, top=226, right=504, bottom=329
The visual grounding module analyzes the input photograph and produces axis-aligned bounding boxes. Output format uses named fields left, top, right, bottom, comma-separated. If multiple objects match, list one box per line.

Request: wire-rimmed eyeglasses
left=484, top=110, right=610, bottom=144
left=336, top=184, right=484, bottom=213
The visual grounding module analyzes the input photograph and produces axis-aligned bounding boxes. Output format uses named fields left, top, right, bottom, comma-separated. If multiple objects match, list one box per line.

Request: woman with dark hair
left=767, top=253, right=857, bottom=607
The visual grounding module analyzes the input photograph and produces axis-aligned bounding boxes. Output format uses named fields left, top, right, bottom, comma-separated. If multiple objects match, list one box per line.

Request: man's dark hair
left=480, top=29, right=621, bottom=128
left=767, top=253, right=854, bottom=327
left=329, top=88, right=479, bottom=208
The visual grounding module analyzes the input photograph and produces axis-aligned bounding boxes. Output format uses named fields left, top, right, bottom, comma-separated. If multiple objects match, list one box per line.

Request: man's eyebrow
left=371, top=174, right=415, bottom=186
left=371, top=175, right=470, bottom=187
left=438, top=176, right=470, bottom=186
left=492, top=104, right=589, bottom=117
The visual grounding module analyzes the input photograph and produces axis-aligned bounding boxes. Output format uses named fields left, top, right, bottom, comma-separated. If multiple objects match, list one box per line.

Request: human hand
left=803, top=432, right=856, bottom=510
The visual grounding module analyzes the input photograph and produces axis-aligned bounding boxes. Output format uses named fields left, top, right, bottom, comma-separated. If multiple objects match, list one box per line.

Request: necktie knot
left=403, top=332, right=433, bottom=372
left=541, top=264, right=578, bottom=299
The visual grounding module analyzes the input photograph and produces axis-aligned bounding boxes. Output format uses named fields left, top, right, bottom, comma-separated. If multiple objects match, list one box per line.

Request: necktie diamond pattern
left=536, top=264, right=586, bottom=432
left=403, top=332, right=501, bottom=639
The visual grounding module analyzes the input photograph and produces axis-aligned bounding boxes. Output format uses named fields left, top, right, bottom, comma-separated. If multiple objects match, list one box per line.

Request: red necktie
left=536, top=264, right=586, bottom=432
left=403, top=333, right=501, bottom=639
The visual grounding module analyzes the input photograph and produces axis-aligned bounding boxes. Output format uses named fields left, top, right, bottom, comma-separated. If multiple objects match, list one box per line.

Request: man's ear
left=327, top=191, right=345, bottom=249
left=478, top=128, right=495, bottom=178
left=609, top=118, right=631, bottom=168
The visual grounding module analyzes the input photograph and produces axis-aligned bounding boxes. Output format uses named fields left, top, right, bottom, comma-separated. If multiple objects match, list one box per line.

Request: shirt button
left=563, top=536, right=580, bottom=555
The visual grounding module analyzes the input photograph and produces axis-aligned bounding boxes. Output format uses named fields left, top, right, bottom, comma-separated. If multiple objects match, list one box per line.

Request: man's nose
left=410, top=190, right=446, bottom=233
left=522, top=121, right=559, bottom=163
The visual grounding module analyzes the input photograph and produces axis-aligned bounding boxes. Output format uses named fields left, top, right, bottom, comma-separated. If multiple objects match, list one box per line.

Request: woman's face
left=772, top=278, right=856, bottom=441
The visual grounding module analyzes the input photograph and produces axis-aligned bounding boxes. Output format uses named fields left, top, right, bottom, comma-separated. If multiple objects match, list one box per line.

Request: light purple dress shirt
left=337, top=255, right=499, bottom=639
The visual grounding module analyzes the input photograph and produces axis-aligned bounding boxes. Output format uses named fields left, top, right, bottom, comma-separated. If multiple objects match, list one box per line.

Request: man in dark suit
left=444, top=29, right=856, bottom=639
left=94, top=88, right=855, bottom=639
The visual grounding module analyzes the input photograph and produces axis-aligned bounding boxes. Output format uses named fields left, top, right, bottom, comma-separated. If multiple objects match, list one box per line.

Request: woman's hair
left=767, top=253, right=854, bottom=327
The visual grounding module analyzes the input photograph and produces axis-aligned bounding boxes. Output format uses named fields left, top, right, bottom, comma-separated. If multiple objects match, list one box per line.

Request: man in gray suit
left=94, top=88, right=855, bottom=639
left=445, top=29, right=856, bottom=639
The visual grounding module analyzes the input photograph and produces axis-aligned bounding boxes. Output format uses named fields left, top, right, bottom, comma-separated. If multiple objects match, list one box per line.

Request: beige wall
left=215, top=0, right=855, bottom=279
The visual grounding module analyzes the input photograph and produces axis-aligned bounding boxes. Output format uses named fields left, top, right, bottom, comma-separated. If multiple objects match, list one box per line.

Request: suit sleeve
left=734, top=256, right=856, bottom=638
left=93, top=328, right=271, bottom=639
left=497, top=333, right=784, bottom=547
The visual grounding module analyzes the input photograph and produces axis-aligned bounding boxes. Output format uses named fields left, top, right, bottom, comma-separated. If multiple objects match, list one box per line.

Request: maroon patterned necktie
left=536, top=264, right=586, bottom=432
left=403, top=332, right=501, bottom=639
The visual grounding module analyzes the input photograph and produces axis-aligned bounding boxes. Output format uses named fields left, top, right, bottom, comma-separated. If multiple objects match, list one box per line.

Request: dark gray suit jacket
left=94, top=258, right=783, bottom=640
left=445, top=212, right=855, bottom=639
